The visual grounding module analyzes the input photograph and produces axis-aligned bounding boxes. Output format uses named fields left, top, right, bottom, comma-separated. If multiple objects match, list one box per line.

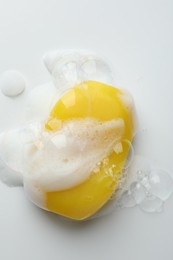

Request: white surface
left=0, top=0, right=173, bottom=260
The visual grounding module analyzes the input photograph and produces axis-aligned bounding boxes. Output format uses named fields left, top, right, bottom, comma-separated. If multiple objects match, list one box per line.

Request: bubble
left=81, top=58, right=113, bottom=85
left=52, top=61, right=79, bottom=93
left=137, top=169, right=149, bottom=181
left=112, top=156, right=173, bottom=214
left=0, top=70, right=26, bottom=97
left=139, top=195, right=163, bottom=213
left=119, top=190, right=136, bottom=208
left=50, top=51, right=114, bottom=92
left=81, top=59, right=97, bottom=74
left=140, top=175, right=151, bottom=191
left=113, top=142, right=123, bottom=154
left=130, top=182, right=146, bottom=204
left=149, top=169, right=173, bottom=201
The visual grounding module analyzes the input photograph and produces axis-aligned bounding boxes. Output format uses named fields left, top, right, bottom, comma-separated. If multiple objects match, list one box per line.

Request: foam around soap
left=23, top=118, right=125, bottom=192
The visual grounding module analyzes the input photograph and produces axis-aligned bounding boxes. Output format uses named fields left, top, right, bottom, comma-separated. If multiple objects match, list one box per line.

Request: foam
left=43, top=50, right=114, bottom=91
left=26, top=82, right=58, bottom=122
left=0, top=70, right=26, bottom=97
left=0, top=117, right=125, bottom=210
left=0, top=50, right=138, bottom=216
left=23, top=118, right=125, bottom=192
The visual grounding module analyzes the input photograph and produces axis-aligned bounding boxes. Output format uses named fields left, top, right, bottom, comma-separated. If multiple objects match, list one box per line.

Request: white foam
left=0, top=124, right=40, bottom=186
left=0, top=70, right=26, bottom=97
left=0, top=118, right=125, bottom=209
left=0, top=50, right=139, bottom=215
left=43, top=50, right=114, bottom=92
left=23, top=118, right=125, bottom=192
left=26, top=82, right=58, bottom=122
left=118, top=89, right=138, bottom=135
left=23, top=177, right=45, bottom=210
left=0, top=130, right=24, bottom=184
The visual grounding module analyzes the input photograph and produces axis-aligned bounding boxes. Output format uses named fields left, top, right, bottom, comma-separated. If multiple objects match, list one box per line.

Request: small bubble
left=137, top=170, right=148, bottom=181
left=140, top=176, right=150, bottom=190
left=113, top=142, right=123, bottom=154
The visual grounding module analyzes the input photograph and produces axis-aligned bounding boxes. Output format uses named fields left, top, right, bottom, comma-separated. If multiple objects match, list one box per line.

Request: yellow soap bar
left=45, top=81, right=134, bottom=220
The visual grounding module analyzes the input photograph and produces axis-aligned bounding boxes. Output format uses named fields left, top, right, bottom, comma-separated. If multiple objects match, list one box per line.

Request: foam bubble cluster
left=0, top=49, right=172, bottom=220
left=119, top=167, right=173, bottom=212
left=89, top=153, right=173, bottom=219
left=43, top=50, right=114, bottom=94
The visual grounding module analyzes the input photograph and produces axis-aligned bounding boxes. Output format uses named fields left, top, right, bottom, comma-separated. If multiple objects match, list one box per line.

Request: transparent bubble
left=149, top=169, right=173, bottom=201
left=81, top=59, right=97, bottom=74
left=108, top=156, right=173, bottom=215
left=130, top=182, right=146, bottom=204
left=52, top=52, right=114, bottom=93
left=81, top=58, right=113, bottom=85
left=139, top=195, right=163, bottom=213
left=52, top=60, right=79, bottom=93
left=140, top=175, right=151, bottom=191
left=118, top=190, right=136, bottom=208
left=137, top=169, right=149, bottom=181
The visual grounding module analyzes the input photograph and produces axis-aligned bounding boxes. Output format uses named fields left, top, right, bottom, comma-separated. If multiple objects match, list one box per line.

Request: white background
left=0, top=0, right=173, bottom=260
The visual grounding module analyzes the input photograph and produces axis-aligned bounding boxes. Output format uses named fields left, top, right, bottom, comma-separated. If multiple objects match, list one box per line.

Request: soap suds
left=23, top=118, right=125, bottom=192
left=43, top=50, right=114, bottom=92
left=0, top=50, right=172, bottom=219
left=0, top=70, right=26, bottom=97
left=91, top=154, right=173, bottom=219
